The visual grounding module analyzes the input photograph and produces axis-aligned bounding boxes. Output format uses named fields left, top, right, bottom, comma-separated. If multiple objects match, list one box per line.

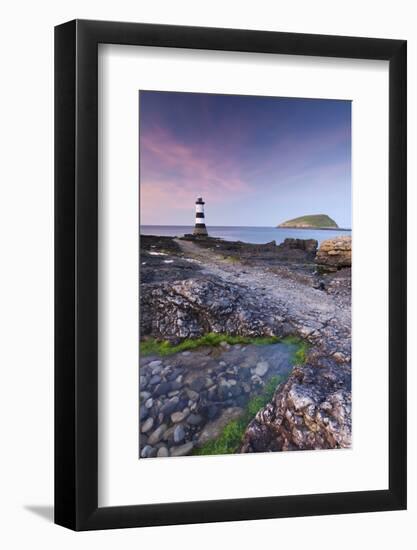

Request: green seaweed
left=140, top=333, right=280, bottom=357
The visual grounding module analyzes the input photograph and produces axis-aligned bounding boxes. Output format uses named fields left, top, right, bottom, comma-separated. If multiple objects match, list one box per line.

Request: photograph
left=139, top=91, right=352, bottom=459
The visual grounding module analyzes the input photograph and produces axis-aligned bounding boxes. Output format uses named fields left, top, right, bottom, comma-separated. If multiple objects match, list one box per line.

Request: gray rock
left=148, top=424, right=167, bottom=446
left=160, top=396, right=180, bottom=416
left=190, top=377, right=206, bottom=392
left=157, top=446, right=169, bottom=457
left=141, top=445, right=157, bottom=458
left=141, top=417, right=154, bottom=433
left=149, top=375, right=162, bottom=385
left=139, top=405, right=148, bottom=421
left=149, top=360, right=162, bottom=368
left=254, top=361, right=269, bottom=377
left=173, top=424, right=186, bottom=444
left=140, top=391, right=151, bottom=401
left=187, top=413, right=203, bottom=426
left=170, top=442, right=194, bottom=457
left=145, top=398, right=153, bottom=408
left=171, top=411, right=187, bottom=423
left=185, top=388, right=199, bottom=401
left=154, top=381, right=172, bottom=397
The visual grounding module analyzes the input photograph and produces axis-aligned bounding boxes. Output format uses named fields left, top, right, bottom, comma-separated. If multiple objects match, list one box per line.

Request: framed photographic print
left=55, top=20, right=407, bottom=530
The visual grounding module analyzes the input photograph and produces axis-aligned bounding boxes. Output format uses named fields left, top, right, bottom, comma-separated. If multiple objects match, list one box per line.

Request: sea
left=140, top=225, right=351, bottom=246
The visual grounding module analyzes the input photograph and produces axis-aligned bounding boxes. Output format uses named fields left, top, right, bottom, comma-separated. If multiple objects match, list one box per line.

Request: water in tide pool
left=140, top=225, right=351, bottom=246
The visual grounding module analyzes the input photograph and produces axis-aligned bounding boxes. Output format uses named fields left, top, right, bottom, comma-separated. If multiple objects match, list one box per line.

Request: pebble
left=207, top=405, right=219, bottom=420
left=148, top=424, right=167, bottom=446
left=185, top=388, right=199, bottom=401
left=157, top=446, right=169, bottom=457
left=149, top=360, right=162, bottom=368
left=145, top=398, right=153, bottom=408
left=254, top=361, right=269, bottom=377
left=140, top=391, right=151, bottom=401
left=154, top=381, right=172, bottom=396
left=182, top=351, right=191, bottom=356
left=149, top=375, right=162, bottom=385
left=160, top=396, right=180, bottom=416
left=190, top=377, right=206, bottom=392
left=173, top=424, right=186, bottom=443
left=141, top=417, right=154, bottom=433
left=171, top=411, right=187, bottom=423
left=141, top=445, right=156, bottom=458
left=139, top=405, right=148, bottom=421
left=170, top=442, right=194, bottom=457
left=187, top=413, right=203, bottom=426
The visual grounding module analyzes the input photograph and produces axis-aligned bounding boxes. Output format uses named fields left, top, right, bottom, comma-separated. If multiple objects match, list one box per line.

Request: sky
left=139, top=91, right=351, bottom=228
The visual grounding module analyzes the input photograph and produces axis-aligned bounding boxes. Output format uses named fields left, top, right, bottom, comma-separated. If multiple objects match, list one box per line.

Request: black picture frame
left=55, top=19, right=407, bottom=531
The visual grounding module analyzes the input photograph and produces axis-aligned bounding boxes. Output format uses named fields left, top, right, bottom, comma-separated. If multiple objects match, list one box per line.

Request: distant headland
left=277, top=214, right=350, bottom=230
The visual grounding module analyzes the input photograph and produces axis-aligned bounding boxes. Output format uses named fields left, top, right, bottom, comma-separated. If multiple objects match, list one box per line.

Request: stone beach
left=140, top=234, right=352, bottom=457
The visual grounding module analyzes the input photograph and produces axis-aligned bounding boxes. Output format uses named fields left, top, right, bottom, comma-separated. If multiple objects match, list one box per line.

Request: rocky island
left=278, top=213, right=338, bottom=229
left=139, top=234, right=352, bottom=458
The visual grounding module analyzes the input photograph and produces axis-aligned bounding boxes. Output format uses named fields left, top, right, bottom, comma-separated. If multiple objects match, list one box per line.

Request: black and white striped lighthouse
left=193, top=197, right=208, bottom=236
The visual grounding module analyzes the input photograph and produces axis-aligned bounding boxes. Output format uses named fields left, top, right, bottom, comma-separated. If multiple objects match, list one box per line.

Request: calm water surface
left=140, top=225, right=351, bottom=246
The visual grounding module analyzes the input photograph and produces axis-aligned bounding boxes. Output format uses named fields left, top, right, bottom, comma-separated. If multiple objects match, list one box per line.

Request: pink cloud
left=140, top=126, right=251, bottom=213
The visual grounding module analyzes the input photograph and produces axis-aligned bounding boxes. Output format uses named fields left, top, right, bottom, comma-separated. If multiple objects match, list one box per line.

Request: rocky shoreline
left=140, top=234, right=351, bottom=457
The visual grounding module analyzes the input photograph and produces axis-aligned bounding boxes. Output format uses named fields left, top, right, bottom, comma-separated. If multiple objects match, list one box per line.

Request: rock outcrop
left=315, top=236, right=352, bottom=269
left=141, top=277, right=285, bottom=341
left=240, top=350, right=351, bottom=452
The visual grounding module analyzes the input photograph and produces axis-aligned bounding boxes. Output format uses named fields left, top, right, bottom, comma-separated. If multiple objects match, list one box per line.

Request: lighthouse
left=193, top=197, right=208, bottom=236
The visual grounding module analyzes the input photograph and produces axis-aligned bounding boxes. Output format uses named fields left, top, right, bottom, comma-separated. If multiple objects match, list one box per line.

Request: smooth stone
left=219, top=361, right=227, bottom=367
left=170, top=442, right=194, bottom=457
left=157, top=446, right=169, bottom=457
left=173, top=424, right=186, bottom=444
left=190, top=377, right=206, bottom=392
left=186, top=388, right=199, bottom=401
left=207, top=405, right=219, bottom=420
left=187, top=413, right=203, bottom=426
left=254, top=361, right=269, bottom=377
left=149, top=360, right=162, bottom=368
left=154, top=381, right=172, bottom=396
left=148, top=424, right=167, bottom=446
left=182, top=351, right=191, bottom=356
left=141, top=417, right=154, bottom=433
left=141, top=445, right=156, bottom=458
left=139, top=405, right=148, bottom=421
left=162, top=426, right=175, bottom=442
left=152, top=365, right=163, bottom=375
left=160, top=397, right=180, bottom=416
left=140, top=391, right=151, bottom=401
left=171, top=411, right=187, bottom=423
left=149, top=375, right=162, bottom=385
left=145, top=398, right=153, bottom=409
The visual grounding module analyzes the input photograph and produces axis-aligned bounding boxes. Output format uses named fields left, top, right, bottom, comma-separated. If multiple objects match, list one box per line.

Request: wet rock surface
left=140, top=235, right=351, bottom=455
left=139, top=342, right=296, bottom=458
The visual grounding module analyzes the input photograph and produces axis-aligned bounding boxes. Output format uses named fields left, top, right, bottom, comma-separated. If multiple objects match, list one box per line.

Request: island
left=278, top=214, right=338, bottom=229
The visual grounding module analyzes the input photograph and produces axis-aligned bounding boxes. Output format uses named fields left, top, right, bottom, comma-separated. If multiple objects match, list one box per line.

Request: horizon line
left=140, top=224, right=352, bottom=230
